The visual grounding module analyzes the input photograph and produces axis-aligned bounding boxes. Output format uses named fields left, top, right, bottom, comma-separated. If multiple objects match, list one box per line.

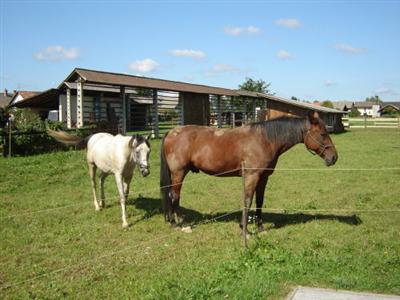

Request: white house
left=354, top=102, right=381, bottom=117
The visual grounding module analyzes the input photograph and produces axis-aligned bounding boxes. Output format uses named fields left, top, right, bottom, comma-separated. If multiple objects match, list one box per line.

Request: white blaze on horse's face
left=134, top=139, right=151, bottom=177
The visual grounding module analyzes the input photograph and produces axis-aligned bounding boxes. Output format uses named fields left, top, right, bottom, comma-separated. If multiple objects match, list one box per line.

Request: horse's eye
left=321, top=133, right=327, bottom=137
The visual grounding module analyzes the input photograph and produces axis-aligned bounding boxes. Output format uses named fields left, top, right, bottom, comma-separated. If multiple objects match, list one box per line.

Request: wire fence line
left=1, top=167, right=400, bottom=220
left=1, top=166, right=400, bottom=290
left=0, top=208, right=242, bottom=290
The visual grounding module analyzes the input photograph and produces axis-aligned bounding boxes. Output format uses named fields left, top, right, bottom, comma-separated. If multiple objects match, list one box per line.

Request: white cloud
left=276, top=50, right=292, bottom=60
left=183, top=75, right=194, bottom=81
left=34, top=45, right=80, bottom=61
left=212, top=63, right=242, bottom=73
left=325, top=80, right=334, bottom=87
left=334, top=43, right=365, bottom=54
left=373, top=87, right=398, bottom=96
left=247, top=26, right=261, bottom=34
left=170, top=49, right=205, bottom=59
left=128, top=59, right=159, bottom=73
left=275, top=18, right=301, bottom=28
left=224, top=25, right=261, bottom=36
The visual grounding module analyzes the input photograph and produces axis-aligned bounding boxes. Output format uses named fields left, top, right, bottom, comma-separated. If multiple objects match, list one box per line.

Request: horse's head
left=304, top=112, right=338, bottom=166
left=131, top=134, right=151, bottom=177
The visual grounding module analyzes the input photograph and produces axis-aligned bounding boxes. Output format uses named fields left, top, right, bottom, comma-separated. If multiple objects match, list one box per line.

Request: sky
left=1, top=0, right=400, bottom=101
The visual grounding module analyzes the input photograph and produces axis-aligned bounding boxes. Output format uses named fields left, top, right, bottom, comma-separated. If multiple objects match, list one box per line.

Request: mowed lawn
left=1, top=128, right=399, bottom=299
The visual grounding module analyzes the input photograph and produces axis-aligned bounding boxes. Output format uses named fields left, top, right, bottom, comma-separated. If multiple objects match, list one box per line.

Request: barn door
left=182, top=92, right=210, bottom=125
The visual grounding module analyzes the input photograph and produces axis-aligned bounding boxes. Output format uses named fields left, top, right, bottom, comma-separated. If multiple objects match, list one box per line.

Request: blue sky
left=1, top=0, right=399, bottom=101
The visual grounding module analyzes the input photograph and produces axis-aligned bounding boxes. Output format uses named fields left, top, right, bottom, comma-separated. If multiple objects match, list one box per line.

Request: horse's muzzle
left=140, top=168, right=150, bottom=177
left=325, top=153, right=338, bottom=166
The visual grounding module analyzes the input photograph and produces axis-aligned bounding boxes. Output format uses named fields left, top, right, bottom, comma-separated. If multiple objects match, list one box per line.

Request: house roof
left=60, top=68, right=237, bottom=96
left=379, top=102, right=400, bottom=112
left=354, top=101, right=378, bottom=108
left=0, top=94, right=13, bottom=108
left=9, top=91, right=40, bottom=106
left=11, top=89, right=60, bottom=109
left=332, top=101, right=354, bottom=111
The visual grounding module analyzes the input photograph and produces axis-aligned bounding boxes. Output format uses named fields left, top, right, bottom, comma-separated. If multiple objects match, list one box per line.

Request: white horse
left=48, top=129, right=151, bottom=228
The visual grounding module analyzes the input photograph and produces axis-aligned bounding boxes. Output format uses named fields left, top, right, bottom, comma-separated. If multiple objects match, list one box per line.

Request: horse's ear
left=129, top=136, right=138, bottom=148
left=308, top=111, right=319, bottom=124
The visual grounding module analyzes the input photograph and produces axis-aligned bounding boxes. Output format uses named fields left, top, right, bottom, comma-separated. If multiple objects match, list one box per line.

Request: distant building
left=0, top=89, right=13, bottom=108
left=354, top=102, right=381, bottom=117
left=332, top=101, right=354, bottom=112
left=379, top=102, right=400, bottom=116
left=9, top=91, right=40, bottom=107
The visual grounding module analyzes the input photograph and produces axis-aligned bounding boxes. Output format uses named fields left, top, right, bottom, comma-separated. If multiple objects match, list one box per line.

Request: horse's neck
left=274, top=121, right=306, bottom=155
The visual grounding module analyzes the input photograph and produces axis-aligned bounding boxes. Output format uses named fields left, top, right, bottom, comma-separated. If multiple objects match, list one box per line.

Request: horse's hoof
left=95, top=207, right=102, bottom=212
left=257, top=224, right=265, bottom=233
left=122, top=223, right=129, bottom=229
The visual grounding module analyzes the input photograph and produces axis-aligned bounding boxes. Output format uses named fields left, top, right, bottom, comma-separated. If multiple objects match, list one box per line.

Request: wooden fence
left=343, top=117, right=400, bottom=129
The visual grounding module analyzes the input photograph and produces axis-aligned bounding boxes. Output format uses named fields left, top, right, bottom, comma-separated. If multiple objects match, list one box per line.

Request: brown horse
left=160, top=112, right=338, bottom=235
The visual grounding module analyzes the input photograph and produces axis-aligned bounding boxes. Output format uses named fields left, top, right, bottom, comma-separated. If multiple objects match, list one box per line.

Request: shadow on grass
left=129, top=196, right=362, bottom=229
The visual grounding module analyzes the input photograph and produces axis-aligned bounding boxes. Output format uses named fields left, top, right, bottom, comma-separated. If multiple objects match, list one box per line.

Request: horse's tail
left=160, top=132, right=172, bottom=222
left=47, top=128, right=89, bottom=149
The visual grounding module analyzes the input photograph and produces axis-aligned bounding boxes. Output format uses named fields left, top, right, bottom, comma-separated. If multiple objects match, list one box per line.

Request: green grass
left=1, top=128, right=399, bottom=299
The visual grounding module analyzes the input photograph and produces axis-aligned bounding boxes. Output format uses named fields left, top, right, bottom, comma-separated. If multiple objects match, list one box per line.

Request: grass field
left=1, top=128, right=399, bottom=299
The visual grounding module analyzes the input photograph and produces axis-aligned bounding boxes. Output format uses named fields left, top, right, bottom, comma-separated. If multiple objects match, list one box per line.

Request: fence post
left=241, top=161, right=247, bottom=249
left=8, top=118, right=12, bottom=158
left=364, top=114, right=367, bottom=129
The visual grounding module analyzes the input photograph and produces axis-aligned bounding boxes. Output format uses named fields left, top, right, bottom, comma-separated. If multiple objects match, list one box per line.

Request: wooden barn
left=11, top=68, right=346, bottom=134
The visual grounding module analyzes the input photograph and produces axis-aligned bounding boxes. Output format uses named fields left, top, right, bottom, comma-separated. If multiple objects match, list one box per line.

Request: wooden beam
left=217, top=95, right=222, bottom=128
left=252, top=98, right=256, bottom=122
left=152, top=89, right=159, bottom=138
left=243, top=97, right=247, bottom=124
left=120, top=86, right=127, bottom=134
left=179, top=92, right=185, bottom=125
left=77, top=79, right=84, bottom=128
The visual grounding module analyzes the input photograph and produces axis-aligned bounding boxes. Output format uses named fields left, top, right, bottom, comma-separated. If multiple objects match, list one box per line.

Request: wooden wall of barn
left=59, top=93, right=123, bottom=129
left=266, top=101, right=344, bottom=133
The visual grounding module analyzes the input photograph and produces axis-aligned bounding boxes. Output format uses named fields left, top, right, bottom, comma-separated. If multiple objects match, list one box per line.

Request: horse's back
left=164, top=125, right=263, bottom=175
left=87, top=133, right=133, bottom=173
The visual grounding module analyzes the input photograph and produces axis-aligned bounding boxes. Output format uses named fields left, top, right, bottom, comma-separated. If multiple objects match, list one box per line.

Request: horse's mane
left=250, top=116, right=306, bottom=144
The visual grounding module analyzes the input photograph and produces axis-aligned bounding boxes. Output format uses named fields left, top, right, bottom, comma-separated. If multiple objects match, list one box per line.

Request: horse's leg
left=88, top=162, right=101, bottom=211
left=255, top=175, right=269, bottom=232
left=122, top=173, right=133, bottom=202
left=115, top=173, right=129, bottom=228
left=170, top=170, right=188, bottom=226
left=99, top=172, right=108, bottom=208
left=241, top=173, right=259, bottom=237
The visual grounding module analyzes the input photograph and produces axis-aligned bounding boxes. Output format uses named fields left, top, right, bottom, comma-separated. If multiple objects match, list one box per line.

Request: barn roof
left=12, top=89, right=59, bottom=109
left=60, top=68, right=237, bottom=96
left=236, top=90, right=346, bottom=114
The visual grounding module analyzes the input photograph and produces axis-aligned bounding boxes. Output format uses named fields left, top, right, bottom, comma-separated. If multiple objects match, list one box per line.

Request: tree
left=238, top=77, right=273, bottom=94
left=348, top=106, right=361, bottom=117
left=238, top=77, right=274, bottom=111
left=365, top=95, right=382, bottom=104
left=321, top=100, right=334, bottom=108
left=291, top=96, right=299, bottom=101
